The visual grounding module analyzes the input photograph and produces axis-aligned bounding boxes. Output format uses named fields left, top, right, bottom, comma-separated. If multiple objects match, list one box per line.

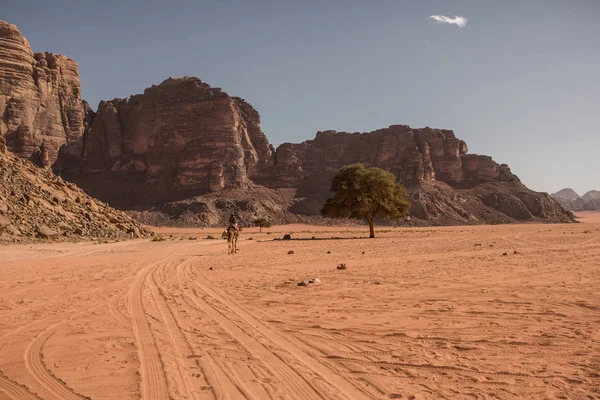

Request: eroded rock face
left=263, top=126, right=512, bottom=188
left=0, top=21, right=88, bottom=168
left=72, top=77, right=273, bottom=206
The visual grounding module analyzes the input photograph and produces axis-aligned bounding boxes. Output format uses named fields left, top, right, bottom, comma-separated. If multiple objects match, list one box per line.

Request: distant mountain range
left=551, top=189, right=600, bottom=211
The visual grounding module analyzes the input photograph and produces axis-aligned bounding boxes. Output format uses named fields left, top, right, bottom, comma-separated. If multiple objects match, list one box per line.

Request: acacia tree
left=321, top=164, right=410, bottom=238
left=253, top=217, right=272, bottom=233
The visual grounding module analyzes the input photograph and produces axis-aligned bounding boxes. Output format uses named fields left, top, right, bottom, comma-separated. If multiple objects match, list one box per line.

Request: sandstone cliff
left=65, top=77, right=273, bottom=206
left=0, top=137, right=148, bottom=243
left=0, top=21, right=89, bottom=169
left=552, top=189, right=600, bottom=211
left=260, top=126, right=573, bottom=224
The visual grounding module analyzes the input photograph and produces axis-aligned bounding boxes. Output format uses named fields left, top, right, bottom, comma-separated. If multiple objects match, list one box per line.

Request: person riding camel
left=227, top=213, right=239, bottom=232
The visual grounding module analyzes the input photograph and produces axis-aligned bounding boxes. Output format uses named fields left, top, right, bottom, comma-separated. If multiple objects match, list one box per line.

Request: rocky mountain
left=0, top=20, right=575, bottom=226
left=0, top=137, right=149, bottom=243
left=64, top=77, right=273, bottom=207
left=582, top=190, right=600, bottom=201
left=551, top=189, right=600, bottom=212
left=0, top=21, right=90, bottom=170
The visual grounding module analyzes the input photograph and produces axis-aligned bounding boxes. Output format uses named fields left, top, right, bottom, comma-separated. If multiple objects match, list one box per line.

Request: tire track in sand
left=184, top=263, right=373, bottom=400
left=146, top=260, right=217, bottom=400
left=0, top=372, right=41, bottom=400
left=23, top=303, right=105, bottom=400
left=128, top=257, right=172, bottom=400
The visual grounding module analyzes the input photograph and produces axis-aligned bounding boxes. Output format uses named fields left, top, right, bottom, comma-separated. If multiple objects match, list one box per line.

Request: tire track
left=182, top=279, right=324, bottom=398
left=128, top=257, right=172, bottom=400
left=23, top=303, right=104, bottom=400
left=185, top=264, right=373, bottom=400
left=0, top=373, right=41, bottom=400
left=147, top=259, right=216, bottom=400
left=108, top=287, right=131, bottom=326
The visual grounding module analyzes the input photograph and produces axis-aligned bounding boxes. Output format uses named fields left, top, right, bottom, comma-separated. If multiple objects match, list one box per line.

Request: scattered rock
left=209, top=267, right=214, bottom=270
left=205, top=235, right=216, bottom=239
left=513, top=250, right=519, bottom=254
left=288, top=250, right=294, bottom=254
left=327, top=251, right=331, bottom=254
left=298, top=280, right=310, bottom=287
left=0, top=215, right=11, bottom=230
left=373, top=281, right=381, bottom=285
left=337, top=263, right=347, bottom=270
left=188, top=236, right=197, bottom=240
left=309, top=278, right=321, bottom=284
left=36, top=226, right=59, bottom=240
left=282, top=234, right=292, bottom=240
left=474, top=243, right=481, bottom=247
left=502, top=252, right=508, bottom=256
left=362, top=251, right=366, bottom=254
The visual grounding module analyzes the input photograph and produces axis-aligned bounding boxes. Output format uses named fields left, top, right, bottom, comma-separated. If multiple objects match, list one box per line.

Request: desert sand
left=1, top=214, right=599, bottom=400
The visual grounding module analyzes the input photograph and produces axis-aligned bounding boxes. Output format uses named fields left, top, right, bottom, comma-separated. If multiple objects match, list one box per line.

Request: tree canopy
left=321, top=164, right=411, bottom=238
left=252, top=217, right=272, bottom=232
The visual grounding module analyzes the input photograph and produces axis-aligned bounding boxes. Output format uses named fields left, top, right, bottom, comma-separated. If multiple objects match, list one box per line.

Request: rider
left=227, top=213, right=239, bottom=232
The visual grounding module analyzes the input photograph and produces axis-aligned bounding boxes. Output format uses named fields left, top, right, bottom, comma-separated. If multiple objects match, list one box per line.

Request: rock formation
left=261, top=127, right=573, bottom=224
left=552, top=189, right=600, bottom=211
left=0, top=20, right=575, bottom=226
left=0, top=21, right=89, bottom=169
left=63, top=77, right=273, bottom=206
left=0, top=137, right=149, bottom=243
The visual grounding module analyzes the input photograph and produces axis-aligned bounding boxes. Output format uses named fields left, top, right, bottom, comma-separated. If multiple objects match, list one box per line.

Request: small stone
left=288, top=250, right=294, bottom=254
left=362, top=251, right=365, bottom=254
left=327, top=251, right=331, bottom=254
left=337, top=263, right=347, bottom=270
left=502, top=252, right=508, bottom=256
left=188, top=236, right=197, bottom=240
left=209, top=267, right=214, bottom=270
left=373, top=281, right=381, bottom=285
left=309, top=278, right=321, bottom=284
left=513, top=250, right=519, bottom=254
left=298, top=280, right=309, bottom=287
left=282, top=234, right=292, bottom=240
left=474, top=243, right=481, bottom=247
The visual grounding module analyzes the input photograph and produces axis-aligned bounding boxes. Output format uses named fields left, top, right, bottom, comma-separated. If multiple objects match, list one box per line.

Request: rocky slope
left=0, top=137, right=149, bottom=243
left=0, top=21, right=90, bottom=170
left=552, top=189, right=600, bottom=211
left=0, top=20, right=574, bottom=226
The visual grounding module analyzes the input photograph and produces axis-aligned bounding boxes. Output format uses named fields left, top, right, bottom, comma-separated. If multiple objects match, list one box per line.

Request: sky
left=3, top=0, right=599, bottom=195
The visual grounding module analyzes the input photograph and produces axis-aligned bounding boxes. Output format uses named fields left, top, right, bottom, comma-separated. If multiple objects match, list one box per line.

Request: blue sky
left=4, top=0, right=599, bottom=194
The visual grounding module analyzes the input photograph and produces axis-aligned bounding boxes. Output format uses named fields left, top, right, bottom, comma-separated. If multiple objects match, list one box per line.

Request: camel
left=226, top=226, right=240, bottom=255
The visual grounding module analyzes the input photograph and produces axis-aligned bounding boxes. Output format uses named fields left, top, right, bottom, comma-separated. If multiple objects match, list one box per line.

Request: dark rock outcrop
left=552, top=189, right=600, bottom=211
left=0, top=21, right=89, bottom=169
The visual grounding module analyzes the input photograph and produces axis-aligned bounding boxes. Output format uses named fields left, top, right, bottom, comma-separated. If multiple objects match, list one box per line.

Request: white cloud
left=429, top=15, right=468, bottom=28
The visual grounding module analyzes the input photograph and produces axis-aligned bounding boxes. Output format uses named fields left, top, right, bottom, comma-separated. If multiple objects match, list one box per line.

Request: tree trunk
left=367, top=218, right=375, bottom=238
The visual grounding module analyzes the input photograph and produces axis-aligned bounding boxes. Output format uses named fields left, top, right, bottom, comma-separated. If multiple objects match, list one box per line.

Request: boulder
left=37, top=226, right=59, bottom=240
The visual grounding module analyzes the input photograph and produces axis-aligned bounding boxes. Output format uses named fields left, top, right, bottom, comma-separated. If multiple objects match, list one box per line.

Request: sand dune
left=1, top=214, right=599, bottom=399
